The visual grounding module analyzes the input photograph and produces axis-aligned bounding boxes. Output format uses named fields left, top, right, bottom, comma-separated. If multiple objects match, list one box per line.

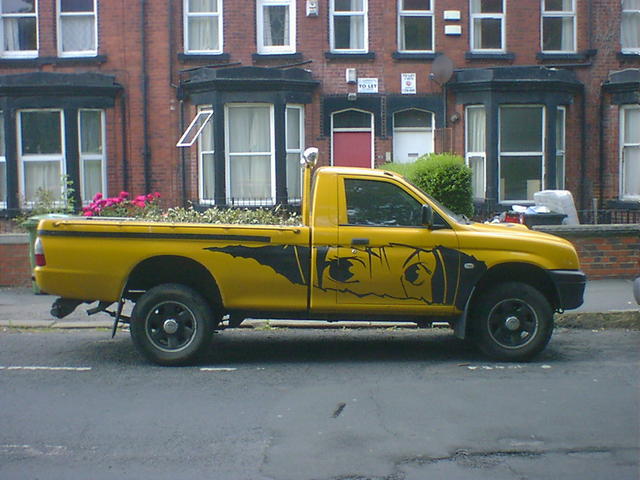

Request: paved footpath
left=1, top=279, right=638, bottom=330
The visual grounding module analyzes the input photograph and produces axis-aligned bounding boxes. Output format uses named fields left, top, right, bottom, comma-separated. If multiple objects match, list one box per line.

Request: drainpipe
left=120, top=93, right=129, bottom=191
left=141, top=0, right=151, bottom=194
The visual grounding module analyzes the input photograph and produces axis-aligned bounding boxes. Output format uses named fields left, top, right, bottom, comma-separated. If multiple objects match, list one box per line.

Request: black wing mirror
left=422, top=204, right=433, bottom=228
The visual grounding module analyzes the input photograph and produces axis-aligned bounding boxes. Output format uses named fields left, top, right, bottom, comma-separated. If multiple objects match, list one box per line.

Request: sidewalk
left=0, top=279, right=638, bottom=330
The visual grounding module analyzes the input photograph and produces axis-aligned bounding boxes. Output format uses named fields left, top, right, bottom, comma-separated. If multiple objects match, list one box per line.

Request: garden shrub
left=381, top=153, right=473, bottom=217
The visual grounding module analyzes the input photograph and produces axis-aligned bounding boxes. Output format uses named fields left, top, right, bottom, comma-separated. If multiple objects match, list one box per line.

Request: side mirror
left=302, top=147, right=319, bottom=167
left=422, top=204, right=433, bottom=227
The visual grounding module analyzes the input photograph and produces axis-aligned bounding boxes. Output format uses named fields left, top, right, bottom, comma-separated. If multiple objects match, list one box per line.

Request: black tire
left=472, top=282, right=554, bottom=362
left=130, top=283, right=214, bottom=366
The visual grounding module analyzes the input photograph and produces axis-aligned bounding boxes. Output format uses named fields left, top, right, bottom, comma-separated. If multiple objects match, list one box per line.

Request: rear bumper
left=549, top=270, right=587, bottom=310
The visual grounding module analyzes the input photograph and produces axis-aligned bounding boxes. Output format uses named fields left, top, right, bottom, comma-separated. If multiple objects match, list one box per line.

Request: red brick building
left=0, top=0, right=638, bottom=218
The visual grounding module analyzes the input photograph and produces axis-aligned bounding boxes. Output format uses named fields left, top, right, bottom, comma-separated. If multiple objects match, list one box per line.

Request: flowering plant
left=82, top=191, right=161, bottom=217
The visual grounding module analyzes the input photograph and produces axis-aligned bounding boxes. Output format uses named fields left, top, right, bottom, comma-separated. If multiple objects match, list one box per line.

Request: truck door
left=320, top=176, right=460, bottom=316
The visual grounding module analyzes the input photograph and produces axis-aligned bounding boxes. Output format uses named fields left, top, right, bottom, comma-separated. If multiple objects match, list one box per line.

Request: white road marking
left=0, top=366, right=92, bottom=372
left=199, top=367, right=237, bottom=372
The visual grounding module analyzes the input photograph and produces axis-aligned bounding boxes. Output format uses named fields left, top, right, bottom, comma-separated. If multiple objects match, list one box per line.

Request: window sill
left=392, top=51, right=438, bottom=61
left=252, top=53, right=303, bottom=63
left=617, top=52, right=640, bottom=61
left=465, top=51, right=515, bottom=61
left=324, top=52, right=376, bottom=61
left=0, top=55, right=107, bottom=67
left=177, top=53, right=231, bottom=63
left=537, top=50, right=596, bottom=62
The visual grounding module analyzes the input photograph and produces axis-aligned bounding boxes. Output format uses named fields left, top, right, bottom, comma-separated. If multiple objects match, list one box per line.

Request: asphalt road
left=0, top=327, right=638, bottom=480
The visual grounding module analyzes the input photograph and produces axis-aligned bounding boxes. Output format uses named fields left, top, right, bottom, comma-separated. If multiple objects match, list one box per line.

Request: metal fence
left=577, top=209, right=640, bottom=225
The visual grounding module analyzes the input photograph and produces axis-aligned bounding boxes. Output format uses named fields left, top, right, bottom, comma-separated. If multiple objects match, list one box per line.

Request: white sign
left=401, top=73, right=416, bottom=94
left=357, top=78, right=378, bottom=93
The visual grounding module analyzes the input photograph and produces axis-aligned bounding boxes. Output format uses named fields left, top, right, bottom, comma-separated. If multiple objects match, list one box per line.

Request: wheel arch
left=124, top=255, right=222, bottom=312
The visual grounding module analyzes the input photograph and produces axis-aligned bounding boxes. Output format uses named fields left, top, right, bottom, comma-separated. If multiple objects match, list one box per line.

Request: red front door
left=333, top=131, right=372, bottom=168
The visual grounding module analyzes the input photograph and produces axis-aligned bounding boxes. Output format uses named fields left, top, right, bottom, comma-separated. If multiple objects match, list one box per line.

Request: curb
left=2, top=311, right=639, bottom=331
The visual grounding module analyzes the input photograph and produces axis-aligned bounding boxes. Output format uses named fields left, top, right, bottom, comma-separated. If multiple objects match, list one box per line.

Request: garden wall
left=0, top=234, right=31, bottom=287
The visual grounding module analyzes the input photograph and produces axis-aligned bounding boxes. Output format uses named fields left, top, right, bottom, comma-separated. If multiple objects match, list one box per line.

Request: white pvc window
left=465, top=105, right=486, bottom=199
left=57, top=0, right=97, bottom=57
left=470, top=0, right=504, bottom=51
left=18, top=110, right=66, bottom=207
left=257, top=0, right=295, bottom=54
left=177, top=109, right=213, bottom=147
left=541, top=0, right=575, bottom=53
left=398, top=0, right=434, bottom=52
left=556, top=107, right=566, bottom=189
left=0, top=110, right=5, bottom=207
left=622, top=0, right=640, bottom=53
left=286, top=105, right=304, bottom=203
left=620, top=105, right=640, bottom=200
left=1, top=0, right=38, bottom=57
left=392, top=109, right=434, bottom=163
left=184, top=0, right=223, bottom=54
left=197, top=106, right=215, bottom=204
left=224, top=104, right=275, bottom=205
left=330, top=0, right=368, bottom=53
left=78, top=109, right=105, bottom=203
left=499, top=105, right=545, bottom=203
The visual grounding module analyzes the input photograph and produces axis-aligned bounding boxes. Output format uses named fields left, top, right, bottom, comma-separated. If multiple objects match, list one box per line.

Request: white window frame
left=330, top=108, right=375, bottom=167
left=621, top=0, right=640, bottom=53
left=397, top=0, right=434, bottom=53
left=556, top=106, right=566, bottom=189
left=177, top=109, right=214, bottom=147
left=465, top=105, right=486, bottom=200
left=330, top=0, right=368, bottom=53
left=183, top=0, right=223, bottom=54
left=620, top=104, right=640, bottom=201
left=541, top=0, right=576, bottom=53
left=0, top=110, right=5, bottom=208
left=498, top=105, right=546, bottom=204
left=285, top=104, right=304, bottom=203
left=0, top=0, right=39, bottom=58
left=17, top=109, right=67, bottom=208
left=197, top=105, right=215, bottom=205
left=224, top=103, right=276, bottom=205
left=78, top=109, right=106, bottom=204
left=257, top=0, right=296, bottom=54
left=470, top=0, right=505, bottom=52
left=56, top=0, right=98, bottom=57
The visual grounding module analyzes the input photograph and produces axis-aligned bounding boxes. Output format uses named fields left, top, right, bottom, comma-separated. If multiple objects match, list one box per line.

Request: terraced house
left=0, top=0, right=638, bottom=222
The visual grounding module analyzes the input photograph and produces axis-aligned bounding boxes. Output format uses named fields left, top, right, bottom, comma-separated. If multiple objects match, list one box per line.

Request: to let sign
left=401, top=73, right=416, bottom=94
left=357, top=78, right=378, bottom=93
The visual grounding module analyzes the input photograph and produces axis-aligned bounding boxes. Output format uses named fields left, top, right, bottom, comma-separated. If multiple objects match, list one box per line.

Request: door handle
left=351, top=238, right=369, bottom=246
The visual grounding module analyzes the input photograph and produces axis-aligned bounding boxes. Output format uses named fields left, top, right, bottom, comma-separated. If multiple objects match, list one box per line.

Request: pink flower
left=92, top=193, right=103, bottom=202
left=119, top=191, right=129, bottom=199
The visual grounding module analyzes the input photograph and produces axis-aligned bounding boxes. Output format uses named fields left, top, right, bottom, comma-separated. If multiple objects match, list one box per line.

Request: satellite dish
left=430, top=54, right=454, bottom=85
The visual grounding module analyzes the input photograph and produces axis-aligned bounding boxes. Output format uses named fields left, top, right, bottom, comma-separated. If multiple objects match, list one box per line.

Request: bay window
left=470, top=0, right=504, bottom=51
left=0, top=111, right=5, bottom=207
left=57, top=0, right=97, bottom=56
left=184, top=0, right=223, bottom=54
left=78, top=109, right=105, bottom=204
left=465, top=106, right=486, bottom=199
left=197, top=106, right=215, bottom=204
left=1, top=0, right=38, bottom=57
left=556, top=107, right=566, bottom=189
left=499, top=106, right=544, bottom=203
left=257, top=0, right=295, bottom=54
left=398, top=0, right=433, bottom=52
left=621, top=105, right=640, bottom=200
left=331, top=0, right=367, bottom=53
left=622, top=0, right=640, bottom=53
left=286, top=105, right=304, bottom=203
left=225, top=104, right=274, bottom=205
left=18, top=110, right=65, bottom=206
left=541, top=0, right=575, bottom=53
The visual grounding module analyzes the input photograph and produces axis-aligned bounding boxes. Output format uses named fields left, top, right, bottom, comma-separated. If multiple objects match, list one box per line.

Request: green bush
left=381, top=153, right=473, bottom=217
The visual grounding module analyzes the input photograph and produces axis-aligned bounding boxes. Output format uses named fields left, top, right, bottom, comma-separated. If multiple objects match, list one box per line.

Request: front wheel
left=472, top=282, right=554, bottom=362
left=130, top=283, right=214, bottom=366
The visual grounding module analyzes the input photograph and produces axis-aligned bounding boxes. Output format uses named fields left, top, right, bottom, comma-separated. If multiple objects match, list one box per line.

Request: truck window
left=344, top=178, right=423, bottom=226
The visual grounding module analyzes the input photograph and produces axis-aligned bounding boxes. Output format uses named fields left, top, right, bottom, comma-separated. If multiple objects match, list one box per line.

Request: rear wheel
left=130, top=283, right=214, bottom=366
left=472, top=282, right=553, bottom=361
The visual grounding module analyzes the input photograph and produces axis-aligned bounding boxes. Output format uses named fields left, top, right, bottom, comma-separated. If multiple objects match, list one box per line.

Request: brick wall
left=535, top=225, right=640, bottom=279
left=0, top=235, right=30, bottom=288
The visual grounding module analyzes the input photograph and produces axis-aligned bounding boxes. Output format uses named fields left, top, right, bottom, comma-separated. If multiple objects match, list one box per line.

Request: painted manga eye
left=403, top=263, right=431, bottom=286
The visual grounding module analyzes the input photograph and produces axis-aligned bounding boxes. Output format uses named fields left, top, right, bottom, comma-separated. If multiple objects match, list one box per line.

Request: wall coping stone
left=0, top=233, right=29, bottom=244
left=533, top=224, right=640, bottom=236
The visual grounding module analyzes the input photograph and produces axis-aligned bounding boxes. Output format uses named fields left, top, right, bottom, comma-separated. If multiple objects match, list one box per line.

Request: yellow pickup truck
left=34, top=148, right=585, bottom=365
